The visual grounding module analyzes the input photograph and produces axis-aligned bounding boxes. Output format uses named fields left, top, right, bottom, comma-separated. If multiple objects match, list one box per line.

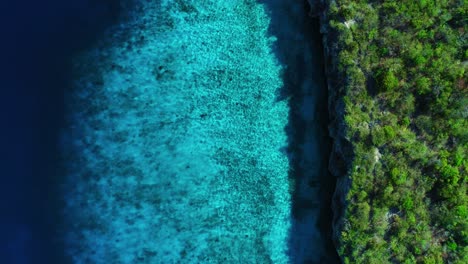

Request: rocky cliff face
left=307, top=0, right=354, bottom=261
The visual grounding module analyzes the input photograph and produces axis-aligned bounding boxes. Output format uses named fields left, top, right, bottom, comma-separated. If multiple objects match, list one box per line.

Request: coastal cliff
left=307, top=0, right=353, bottom=259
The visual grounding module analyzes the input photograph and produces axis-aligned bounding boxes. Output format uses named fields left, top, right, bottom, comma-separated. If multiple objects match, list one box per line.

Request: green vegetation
left=324, top=0, right=467, bottom=263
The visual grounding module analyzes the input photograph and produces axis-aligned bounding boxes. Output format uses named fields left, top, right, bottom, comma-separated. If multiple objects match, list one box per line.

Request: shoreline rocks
left=308, top=0, right=354, bottom=261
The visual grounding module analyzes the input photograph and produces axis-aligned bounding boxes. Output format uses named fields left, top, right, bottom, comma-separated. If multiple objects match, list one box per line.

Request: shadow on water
left=259, top=0, right=340, bottom=263
left=0, top=1, right=130, bottom=263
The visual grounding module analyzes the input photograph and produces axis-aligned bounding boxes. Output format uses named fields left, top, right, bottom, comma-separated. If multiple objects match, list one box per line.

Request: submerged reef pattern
left=62, top=1, right=292, bottom=263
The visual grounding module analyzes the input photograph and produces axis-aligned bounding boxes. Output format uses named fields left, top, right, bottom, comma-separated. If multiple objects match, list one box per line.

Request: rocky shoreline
left=307, top=0, right=354, bottom=261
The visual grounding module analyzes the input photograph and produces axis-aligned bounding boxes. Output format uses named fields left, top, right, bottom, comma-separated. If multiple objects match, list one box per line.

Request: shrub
left=380, top=71, right=399, bottom=92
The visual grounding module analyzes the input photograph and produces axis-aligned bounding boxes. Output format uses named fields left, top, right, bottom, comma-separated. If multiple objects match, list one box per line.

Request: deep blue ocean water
left=0, top=1, right=123, bottom=263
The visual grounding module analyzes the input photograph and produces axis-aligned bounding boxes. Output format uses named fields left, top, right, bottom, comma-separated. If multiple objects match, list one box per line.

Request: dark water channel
left=261, top=0, right=340, bottom=263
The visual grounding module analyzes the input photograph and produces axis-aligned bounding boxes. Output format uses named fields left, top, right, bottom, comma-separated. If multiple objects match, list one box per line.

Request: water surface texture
left=62, top=0, right=336, bottom=263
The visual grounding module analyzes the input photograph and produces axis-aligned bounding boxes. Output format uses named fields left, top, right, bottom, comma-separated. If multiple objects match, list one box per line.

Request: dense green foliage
left=326, top=0, right=467, bottom=263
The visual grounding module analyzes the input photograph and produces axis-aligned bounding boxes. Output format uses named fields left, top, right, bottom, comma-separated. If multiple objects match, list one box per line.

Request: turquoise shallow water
left=63, top=1, right=290, bottom=263
left=62, top=0, right=335, bottom=263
